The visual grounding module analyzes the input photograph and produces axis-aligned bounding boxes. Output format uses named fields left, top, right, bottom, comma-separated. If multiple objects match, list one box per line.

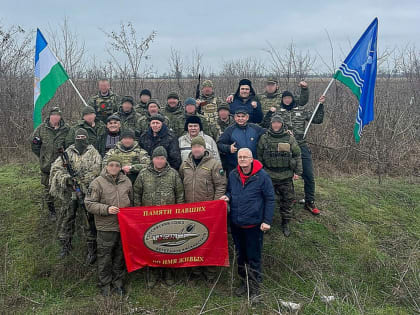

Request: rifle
left=195, top=74, right=201, bottom=100
left=58, top=147, right=95, bottom=235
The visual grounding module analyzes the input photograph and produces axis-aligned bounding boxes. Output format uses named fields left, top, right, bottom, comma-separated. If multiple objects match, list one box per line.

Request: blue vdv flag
left=334, top=18, right=378, bottom=143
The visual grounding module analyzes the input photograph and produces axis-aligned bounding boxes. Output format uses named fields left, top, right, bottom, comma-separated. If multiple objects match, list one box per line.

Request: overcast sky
left=3, top=0, right=420, bottom=74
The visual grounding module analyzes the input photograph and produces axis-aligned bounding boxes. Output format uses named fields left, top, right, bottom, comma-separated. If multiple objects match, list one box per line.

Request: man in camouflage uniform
left=257, top=78, right=309, bottom=116
left=88, top=79, right=120, bottom=123
left=179, top=136, right=226, bottom=281
left=162, top=91, right=184, bottom=135
left=103, top=129, right=150, bottom=184
left=50, top=128, right=102, bottom=262
left=135, top=89, right=152, bottom=115
left=217, top=102, right=235, bottom=135
left=66, top=106, right=106, bottom=151
left=136, top=99, right=170, bottom=136
left=113, top=96, right=142, bottom=131
left=133, top=146, right=184, bottom=288
left=257, top=115, right=302, bottom=236
left=263, top=92, right=326, bottom=215
left=31, top=107, right=69, bottom=221
left=85, top=155, right=133, bottom=296
left=97, top=114, right=121, bottom=157
left=196, top=80, right=222, bottom=129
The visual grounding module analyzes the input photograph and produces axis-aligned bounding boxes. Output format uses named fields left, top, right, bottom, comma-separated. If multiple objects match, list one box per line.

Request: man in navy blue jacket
left=220, top=148, right=275, bottom=302
left=228, top=79, right=263, bottom=124
left=217, top=109, right=265, bottom=174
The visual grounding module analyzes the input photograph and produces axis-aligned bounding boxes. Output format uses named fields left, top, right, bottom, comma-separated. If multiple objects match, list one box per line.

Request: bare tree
left=102, top=22, right=156, bottom=95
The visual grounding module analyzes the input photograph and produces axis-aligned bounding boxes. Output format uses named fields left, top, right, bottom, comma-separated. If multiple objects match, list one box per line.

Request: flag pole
left=67, top=78, right=88, bottom=107
left=48, top=47, right=88, bottom=107
left=303, top=77, right=335, bottom=138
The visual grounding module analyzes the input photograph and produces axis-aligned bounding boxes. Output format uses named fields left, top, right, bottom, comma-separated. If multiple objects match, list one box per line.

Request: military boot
left=234, top=280, right=247, bottom=297
left=47, top=202, right=57, bottom=222
left=163, top=268, right=176, bottom=286
left=146, top=267, right=160, bottom=289
left=86, top=241, right=97, bottom=265
left=282, top=218, right=291, bottom=237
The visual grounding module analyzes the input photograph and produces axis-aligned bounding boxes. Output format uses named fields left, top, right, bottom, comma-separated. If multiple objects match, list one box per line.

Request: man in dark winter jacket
left=138, top=114, right=182, bottom=170
left=227, top=79, right=263, bottom=124
left=217, top=109, right=265, bottom=174
left=220, top=148, right=274, bottom=303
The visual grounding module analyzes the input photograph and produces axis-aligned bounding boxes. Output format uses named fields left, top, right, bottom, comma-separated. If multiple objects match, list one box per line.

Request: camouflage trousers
left=58, top=198, right=96, bottom=242
left=41, top=171, right=54, bottom=204
left=97, top=230, right=125, bottom=288
left=273, top=178, right=295, bottom=220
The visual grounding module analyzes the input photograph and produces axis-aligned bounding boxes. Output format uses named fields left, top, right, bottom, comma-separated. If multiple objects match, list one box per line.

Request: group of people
left=31, top=77, right=326, bottom=301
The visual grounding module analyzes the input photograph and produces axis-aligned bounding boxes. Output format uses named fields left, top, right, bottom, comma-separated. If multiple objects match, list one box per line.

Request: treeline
left=0, top=20, right=419, bottom=178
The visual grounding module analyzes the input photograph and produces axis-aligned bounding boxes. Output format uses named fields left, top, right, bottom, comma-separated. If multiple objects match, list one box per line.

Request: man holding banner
left=85, top=155, right=133, bottom=296
left=220, top=148, right=275, bottom=302
left=133, top=146, right=184, bottom=287
left=179, top=136, right=227, bottom=281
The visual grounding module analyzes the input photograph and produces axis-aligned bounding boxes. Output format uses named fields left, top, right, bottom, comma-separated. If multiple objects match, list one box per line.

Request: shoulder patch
left=219, top=169, right=225, bottom=176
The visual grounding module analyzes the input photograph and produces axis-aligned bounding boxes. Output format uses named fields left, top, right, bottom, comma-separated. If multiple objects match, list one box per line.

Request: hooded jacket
left=226, top=160, right=275, bottom=226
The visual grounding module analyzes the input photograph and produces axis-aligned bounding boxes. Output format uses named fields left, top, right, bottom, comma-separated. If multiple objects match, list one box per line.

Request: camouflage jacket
left=179, top=151, right=226, bottom=203
left=31, top=118, right=70, bottom=173
left=134, top=101, right=148, bottom=115
left=85, top=168, right=133, bottom=232
left=262, top=103, right=324, bottom=145
left=178, top=131, right=220, bottom=162
left=162, top=103, right=185, bottom=138
left=113, top=107, right=142, bottom=131
left=65, top=119, right=106, bottom=151
left=88, top=90, right=120, bottom=123
left=49, top=144, right=102, bottom=200
left=257, top=128, right=302, bottom=182
left=217, top=115, right=235, bottom=134
left=257, top=87, right=309, bottom=115
left=198, top=93, right=222, bottom=125
left=133, top=163, right=184, bottom=206
left=102, top=141, right=150, bottom=183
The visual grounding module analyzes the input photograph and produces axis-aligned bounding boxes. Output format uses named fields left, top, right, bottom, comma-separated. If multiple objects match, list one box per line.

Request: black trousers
left=230, top=223, right=264, bottom=283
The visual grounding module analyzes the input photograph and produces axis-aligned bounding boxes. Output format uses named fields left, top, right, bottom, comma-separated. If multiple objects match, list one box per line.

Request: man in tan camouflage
left=179, top=136, right=226, bottom=281
left=85, top=155, right=133, bottom=296
left=50, top=128, right=102, bottom=263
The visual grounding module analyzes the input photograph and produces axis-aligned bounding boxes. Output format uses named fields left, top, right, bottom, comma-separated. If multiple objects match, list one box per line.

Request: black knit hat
left=184, top=115, right=202, bottom=131
left=281, top=91, right=294, bottom=98
left=147, top=99, right=160, bottom=109
left=140, top=89, right=151, bottom=97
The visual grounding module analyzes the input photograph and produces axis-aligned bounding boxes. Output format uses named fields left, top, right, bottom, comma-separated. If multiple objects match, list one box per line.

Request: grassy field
left=0, top=164, right=419, bottom=314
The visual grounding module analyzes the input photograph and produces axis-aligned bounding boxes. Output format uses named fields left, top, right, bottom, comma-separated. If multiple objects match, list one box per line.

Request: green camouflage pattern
left=88, top=91, right=120, bottom=123
left=133, top=163, right=184, bottom=206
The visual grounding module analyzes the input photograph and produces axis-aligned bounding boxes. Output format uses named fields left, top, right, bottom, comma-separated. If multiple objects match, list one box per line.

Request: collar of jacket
left=147, top=162, right=170, bottom=175
left=165, top=103, right=183, bottom=113
left=98, top=90, right=114, bottom=98
left=265, top=90, right=279, bottom=99
left=115, top=140, right=139, bottom=153
left=185, top=150, right=211, bottom=168
left=100, top=167, right=127, bottom=185
left=268, top=126, right=287, bottom=137
left=147, top=124, right=168, bottom=137
left=200, top=92, right=215, bottom=100
left=68, top=144, right=94, bottom=156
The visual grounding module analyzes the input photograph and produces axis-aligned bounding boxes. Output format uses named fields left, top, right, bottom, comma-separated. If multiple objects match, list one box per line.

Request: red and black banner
left=118, top=200, right=229, bottom=272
